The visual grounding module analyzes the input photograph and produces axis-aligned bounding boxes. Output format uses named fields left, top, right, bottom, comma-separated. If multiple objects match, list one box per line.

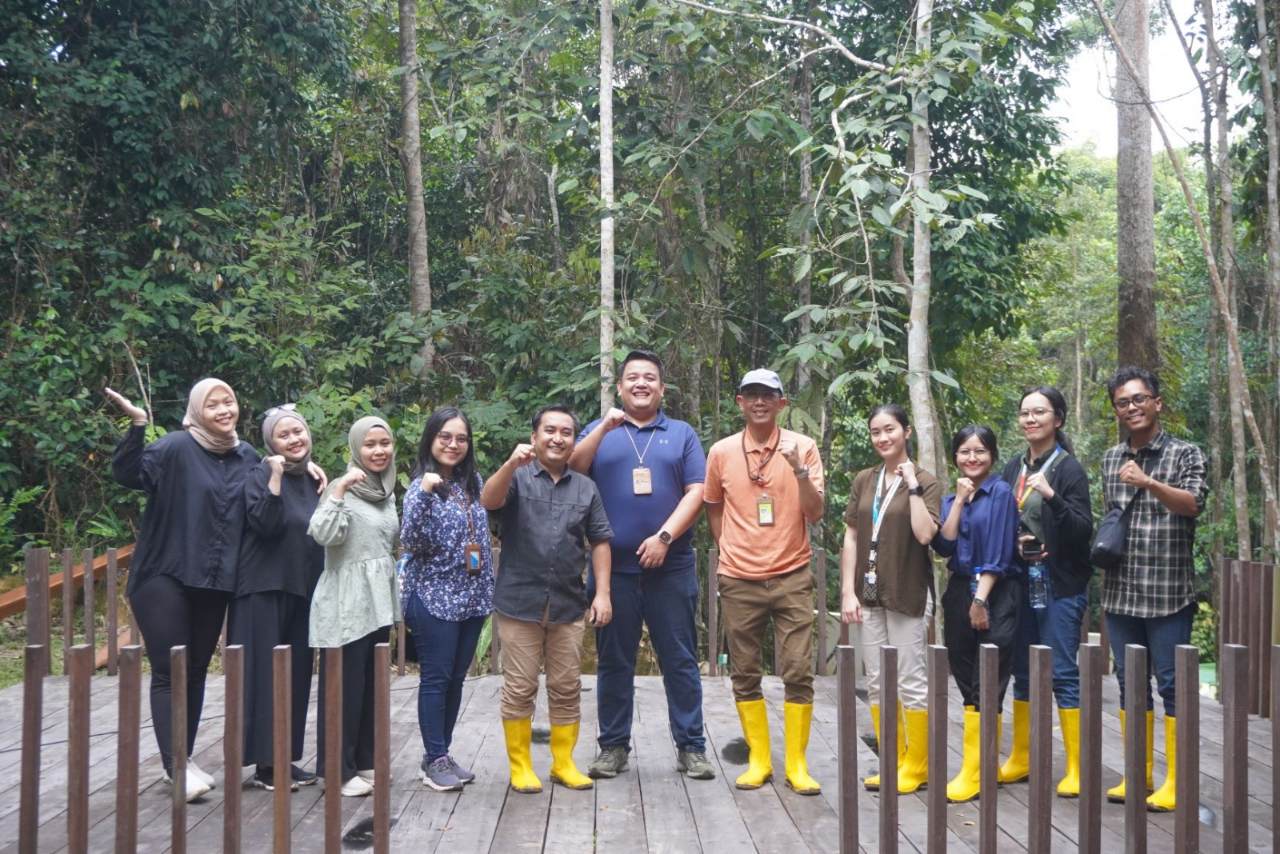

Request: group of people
left=106, top=353, right=1205, bottom=816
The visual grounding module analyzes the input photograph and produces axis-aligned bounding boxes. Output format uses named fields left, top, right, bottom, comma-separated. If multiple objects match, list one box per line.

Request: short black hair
left=950, top=424, right=999, bottom=461
left=618, top=349, right=664, bottom=382
left=531, top=404, right=580, bottom=434
left=1106, top=365, right=1161, bottom=401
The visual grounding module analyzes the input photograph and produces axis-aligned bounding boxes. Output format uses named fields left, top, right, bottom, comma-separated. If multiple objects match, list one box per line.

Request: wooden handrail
left=1, top=543, right=134, bottom=619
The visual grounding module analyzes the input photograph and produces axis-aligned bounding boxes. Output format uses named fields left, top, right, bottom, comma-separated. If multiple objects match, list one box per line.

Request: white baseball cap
left=738, top=369, right=784, bottom=394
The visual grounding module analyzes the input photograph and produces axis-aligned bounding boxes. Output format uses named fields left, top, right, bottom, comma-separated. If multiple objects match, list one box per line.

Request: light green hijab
left=346, top=416, right=396, bottom=504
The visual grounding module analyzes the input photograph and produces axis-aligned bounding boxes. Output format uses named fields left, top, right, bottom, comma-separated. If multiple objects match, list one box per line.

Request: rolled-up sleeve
left=586, top=487, right=614, bottom=544
left=1173, top=443, right=1209, bottom=514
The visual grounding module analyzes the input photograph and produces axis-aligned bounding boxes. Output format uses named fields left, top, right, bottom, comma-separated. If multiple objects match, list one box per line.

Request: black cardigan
left=113, top=424, right=259, bottom=595
left=234, top=461, right=324, bottom=599
left=999, top=449, right=1094, bottom=599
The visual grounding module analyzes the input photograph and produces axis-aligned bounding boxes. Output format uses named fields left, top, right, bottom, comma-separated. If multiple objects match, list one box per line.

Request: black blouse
left=235, top=462, right=324, bottom=599
left=113, top=424, right=259, bottom=595
left=999, top=450, right=1094, bottom=598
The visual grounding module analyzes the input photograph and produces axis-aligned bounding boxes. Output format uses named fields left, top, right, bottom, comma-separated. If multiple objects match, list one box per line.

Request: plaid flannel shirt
left=1100, top=429, right=1209, bottom=618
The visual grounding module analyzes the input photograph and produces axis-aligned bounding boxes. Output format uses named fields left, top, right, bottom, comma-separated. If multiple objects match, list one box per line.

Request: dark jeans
left=942, top=572, right=1022, bottom=711
left=317, top=626, right=390, bottom=781
left=130, top=573, right=229, bottom=773
left=227, top=591, right=314, bottom=767
left=404, top=594, right=486, bottom=761
left=1105, top=604, right=1194, bottom=717
left=1010, top=591, right=1087, bottom=708
left=589, top=566, right=706, bottom=753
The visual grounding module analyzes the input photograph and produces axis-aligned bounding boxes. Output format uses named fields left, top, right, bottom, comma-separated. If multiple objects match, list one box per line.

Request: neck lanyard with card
left=866, top=466, right=903, bottom=587
left=1015, top=446, right=1061, bottom=511
left=624, top=423, right=658, bottom=495
left=743, top=429, right=779, bottom=525
left=448, top=482, right=483, bottom=575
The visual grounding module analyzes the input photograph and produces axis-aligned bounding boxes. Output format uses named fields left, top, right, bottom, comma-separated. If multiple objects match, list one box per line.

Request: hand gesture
left=778, top=436, right=801, bottom=469
left=1118, top=460, right=1151, bottom=489
left=508, top=443, right=535, bottom=467
left=603, top=407, right=627, bottom=430
left=420, top=472, right=445, bottom=493
left=589, top=592, right=613, bottom=627
left=265, top=455, right=286, bottom=477
left=1025, top=471, right=1054, bottom=499
left=104, top=387, right=148, bottom=425
left=896, top=460, right=919, bottom=490
left=636, top=533, right=669, bottom=569
left=337, top=468, right=366, bottom=489
left=306, top=460, right=328, bottom=494
left=956, top=477, right=977, bottom=504
left=841, top=590, right=863, bottom=624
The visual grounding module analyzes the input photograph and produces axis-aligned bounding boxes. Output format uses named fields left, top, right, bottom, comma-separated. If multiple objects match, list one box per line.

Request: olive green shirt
left=844, top=466, right=941, bottom=617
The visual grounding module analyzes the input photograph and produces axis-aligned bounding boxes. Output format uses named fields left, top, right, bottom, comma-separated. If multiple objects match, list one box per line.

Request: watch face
left=659, top=531, right=672, bottom=544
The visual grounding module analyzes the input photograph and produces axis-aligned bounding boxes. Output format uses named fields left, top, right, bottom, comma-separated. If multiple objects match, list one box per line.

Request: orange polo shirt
left=704, top=427, right=825, bottom=580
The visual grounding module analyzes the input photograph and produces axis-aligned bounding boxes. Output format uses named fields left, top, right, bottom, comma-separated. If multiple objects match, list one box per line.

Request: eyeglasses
left=1018, top=407, right=1052, bottom=421
left=1113, top=393, right=1155, bottom=411
left=436, top=432, right=470, bottom=447
left=956, top=448, right=991, bottom=459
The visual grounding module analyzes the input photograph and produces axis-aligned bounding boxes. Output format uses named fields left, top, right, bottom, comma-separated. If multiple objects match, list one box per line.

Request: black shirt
left=999, top=449, right=1094, bottom=598
left=113, top=424, right=259, bottom=595
left=492, top=461, right=613, bottom=623
left=235, top=462, right=324, bottom=599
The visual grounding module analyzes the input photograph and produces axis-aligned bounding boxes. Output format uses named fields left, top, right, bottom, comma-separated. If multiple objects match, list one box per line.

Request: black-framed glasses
left=1113, top=393, right=1154, bottom=411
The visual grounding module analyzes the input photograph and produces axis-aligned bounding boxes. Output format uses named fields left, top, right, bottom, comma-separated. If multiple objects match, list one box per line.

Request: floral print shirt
left=399, top=474, right=495, bottom=621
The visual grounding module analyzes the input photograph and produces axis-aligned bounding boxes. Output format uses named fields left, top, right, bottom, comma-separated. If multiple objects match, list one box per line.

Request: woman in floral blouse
left=400, top=406, right=495, bottom=791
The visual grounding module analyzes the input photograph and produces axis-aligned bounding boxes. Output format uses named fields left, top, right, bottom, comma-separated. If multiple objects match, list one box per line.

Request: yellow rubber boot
left=947, top=707, right=982, bottom=803
left=863, top=702, right=906, bottom=791
left=1106, top=709, right=1155, bottom=802
left=899, top=708, right=930, bottom=794
left=735, top=699, right=773, bottom=789
left=502, top=718, right=543, bottom=793
left=1057, top=707, right=1081, bottom=798
left=548, top=722, right=593, bottom=790
left=998, top=699, right=1031, bottom=784
left=784, top=702, right=821, bottom=795
left=1146, top=716, right=1177, bottom=812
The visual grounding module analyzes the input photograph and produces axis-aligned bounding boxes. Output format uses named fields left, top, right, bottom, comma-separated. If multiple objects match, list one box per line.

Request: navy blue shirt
left=579, top=411, right=706, bottom=574
left=932, top=477, right=1019, bottom=577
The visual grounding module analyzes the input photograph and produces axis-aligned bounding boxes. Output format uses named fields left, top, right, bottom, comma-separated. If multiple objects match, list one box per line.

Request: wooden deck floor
left=0, top=669, right=1272, bottom=853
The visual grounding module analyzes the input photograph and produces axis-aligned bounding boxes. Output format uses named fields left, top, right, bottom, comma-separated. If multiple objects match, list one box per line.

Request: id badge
left=865, top=571, right=878, bottom=587
left=632, top=466, right=653, bottom=495
left=464, top=543, right=482, bottom=575
left=756, top=494, right=775, bottom=526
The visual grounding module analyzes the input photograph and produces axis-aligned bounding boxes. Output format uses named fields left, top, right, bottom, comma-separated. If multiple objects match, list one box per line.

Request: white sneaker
left=162, top=767, right=212, bottom=802
left=341, top=775, right=374, bottom=797
left=188, top=759, right=216, bottom=789
left=357, top=768, right=376, bottom=784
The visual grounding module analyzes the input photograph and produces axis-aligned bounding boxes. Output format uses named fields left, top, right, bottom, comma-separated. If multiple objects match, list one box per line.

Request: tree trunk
left=398, top=0, right=433, bottom=375
left=599, top=0, right=616, bottom=415
left=906, top=0, right=941, bottom=477
left=796, top=14, right=814, bottom=398
left=1255, top=0, right=1280, bottom=556
left=1114, top=0, right=1159, bottom=371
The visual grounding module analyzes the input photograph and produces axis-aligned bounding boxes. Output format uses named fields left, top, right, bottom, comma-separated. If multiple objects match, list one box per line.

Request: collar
left=532, top=459, right=573, bottom=482
left=743, top=425, right=780, bottom=453
left=972, top=476, right=997, bottom=497
left=1024, top=444, right=1060, bottom=470
left=1126, top=428, right=1168, bottom=456
left=624, top=410, right=669, bottom=431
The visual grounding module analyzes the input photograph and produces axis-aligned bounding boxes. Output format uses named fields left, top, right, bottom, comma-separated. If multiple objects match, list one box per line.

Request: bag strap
left=1117, top=447, right=1160, bottom=517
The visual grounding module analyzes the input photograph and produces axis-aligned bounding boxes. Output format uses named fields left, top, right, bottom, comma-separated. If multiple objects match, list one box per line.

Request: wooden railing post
left=324, top=647, right=343, bottom=854
left=837, top=645, right=858, bottom=854
left=708, top=547, right=720, bottom=677
left=23, top=550, right=50, bottom=674
left=81, top=548, right=95, bottom=654
left=1028, top=644, right=1053, bottom=854
left=978, top=643, right=998, bottom=854
left=1123, top=644, right=1148, bottom=854
left=273, top=645, right=291, bottom=854
left=815, top=547, right=828, bottom=676
left=1078, top=642, right=1102, bottom=854
left=106, top=548, right=119, bottom=675
left=926, top=645, right=948, bottom=854
left=1221, top=643, right=1248, bottom=852
left=19, top=644, right=45, bottom=853
left=116, top=645, right=142, bottom=854
left=67, top=644, right=92, bottom=854
left=375, top=642, right=391, bottom=854
left=223, top=645, right=244, bottom=854
left=880, top=645, right=899, bottom=854
left=62, top=549, right=74, bottom=675
left=1173, top=644, right=1198, bottom=854
left=171, top=645, right=189, bottom=854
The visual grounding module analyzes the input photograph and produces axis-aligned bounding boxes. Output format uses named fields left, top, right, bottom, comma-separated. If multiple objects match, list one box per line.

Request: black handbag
left=1090, top=454, right=1155, bottom=570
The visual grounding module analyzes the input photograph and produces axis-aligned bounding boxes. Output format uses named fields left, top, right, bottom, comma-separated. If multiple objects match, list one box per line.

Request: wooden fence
left=1219, top=557, right=1277, bottom=717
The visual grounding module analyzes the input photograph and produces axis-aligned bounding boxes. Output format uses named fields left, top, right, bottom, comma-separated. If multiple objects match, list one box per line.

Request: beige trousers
left=859, top=595, right=932, bottom=710
left=496, top=611, right=585, bottom=725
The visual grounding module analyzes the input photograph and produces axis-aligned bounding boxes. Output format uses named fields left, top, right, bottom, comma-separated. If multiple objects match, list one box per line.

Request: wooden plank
left=67, top=645, right=92, bottom=854
left=1028, top=644, right=1052, bottom=854
left=19, top=645, right=44, bottom=853
left=977, top=644, right=997, bottom=854
left=837, top=646, right=857, bottom=854
left=171, top=645, right=189, bottom=854
left=23, top=551, right=50, bottom=672
left=1222, top=643, right=1249, bottom=853
left=373, top=643, right=390, bottom=854
left=272, top=646, right=290, bottom=854
left=62, top=550, right=74, bottom=676
left=1123, top=644, right=1147, bottom=854
left=323, top=647, right=342, bottom=854
left=708, top=548, right=719, bottom=676
left=880, top=645, right=899, bottom=854
left=105, top=550, right=118, bottom=676
left=1173, top=644, right=1197, bottom=854
left=927, top=645, right=947, bottom=854
left=115, top=646, right=142, bottom=854
left=1078, top=642, right=1102, bottom=854
left=0, top=545, right=134, bottom=622
left=1261, top=564, right=1274, bottom=718
left=222, top=645, right=243, bottom=854
left=81, top=549, right=94, bottom=656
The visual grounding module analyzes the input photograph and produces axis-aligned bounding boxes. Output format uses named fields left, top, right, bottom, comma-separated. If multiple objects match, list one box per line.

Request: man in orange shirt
left=704, top=369, right=825, bottom=795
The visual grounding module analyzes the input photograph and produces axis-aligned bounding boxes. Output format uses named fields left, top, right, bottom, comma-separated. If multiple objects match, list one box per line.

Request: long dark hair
left=867, top=403, right=915, bottom=457
left=413, top=406, right=480, bottom=501
left=950, top=424, right=999, bottom=462
left=1020, top=386, right=1075, bottom=455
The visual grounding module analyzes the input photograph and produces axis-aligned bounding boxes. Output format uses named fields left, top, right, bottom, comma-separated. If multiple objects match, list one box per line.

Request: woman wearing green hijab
left=308, top=416, right=402, bottom=797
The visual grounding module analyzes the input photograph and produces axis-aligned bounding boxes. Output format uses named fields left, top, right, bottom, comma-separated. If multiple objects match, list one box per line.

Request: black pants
left=227, top=591, right=314, bottom=768
left=129, top=573, right=230, bottom=772
left=942, top=572, right=1022, bottom=711
left=316, top=626, right=390, bottom=781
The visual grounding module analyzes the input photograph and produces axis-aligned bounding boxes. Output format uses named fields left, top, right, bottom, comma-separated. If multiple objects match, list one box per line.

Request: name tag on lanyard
left=632, top=466, right=653, bottom=495
left=464, top=543, right=482, bottom=575
left=756, top=494, right=775, bottom=526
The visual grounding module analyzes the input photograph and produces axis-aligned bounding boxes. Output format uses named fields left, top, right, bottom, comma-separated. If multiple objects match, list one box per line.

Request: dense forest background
left=3, top=0, right=1279, bottom=646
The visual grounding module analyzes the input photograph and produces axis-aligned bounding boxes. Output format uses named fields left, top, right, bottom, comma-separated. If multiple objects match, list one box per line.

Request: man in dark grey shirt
left=481, top=404, right=613, bottom=794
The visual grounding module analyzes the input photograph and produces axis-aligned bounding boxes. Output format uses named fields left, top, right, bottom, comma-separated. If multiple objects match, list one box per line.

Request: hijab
left=182, top=378, right=239, bottom=454
left=346, top=416, right=396, bottom=504
left=262, top=404, right=312, bottom=475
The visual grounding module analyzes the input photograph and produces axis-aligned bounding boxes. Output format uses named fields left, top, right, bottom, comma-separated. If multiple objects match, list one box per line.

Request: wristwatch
left=658, top=530, right=672, bottom=545
left=793, top=466, right=810, bottom=478
left=908, top=484, right=924, bottom=497
left=972, top=596, right=988, bottom=609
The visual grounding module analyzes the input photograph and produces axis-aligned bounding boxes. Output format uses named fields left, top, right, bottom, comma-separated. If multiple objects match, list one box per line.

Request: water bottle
left=1028, top=561, right=1049, bottom=610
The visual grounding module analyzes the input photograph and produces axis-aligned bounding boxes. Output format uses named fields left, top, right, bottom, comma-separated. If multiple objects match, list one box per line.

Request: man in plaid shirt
left=1100, top=366, right=1208, bottom=814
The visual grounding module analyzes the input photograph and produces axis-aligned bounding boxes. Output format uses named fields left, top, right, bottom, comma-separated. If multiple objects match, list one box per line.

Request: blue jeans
left=404, top=594, right=486, bottom=761
left=1105, top=604, right=1194, bottom=717
left=1010, top=591, right=1087, bottom=708
left=589, top=566, right=706, bottom=753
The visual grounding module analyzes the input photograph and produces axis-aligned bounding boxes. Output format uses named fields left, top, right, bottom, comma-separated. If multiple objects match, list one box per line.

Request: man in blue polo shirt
left=569, top=349, right=714, bottom=780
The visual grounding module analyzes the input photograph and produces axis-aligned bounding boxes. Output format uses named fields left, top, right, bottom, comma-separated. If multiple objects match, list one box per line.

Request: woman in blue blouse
left=932, top=425, right=1019, bottom=803
left=400, top=407, right=495, bottom=792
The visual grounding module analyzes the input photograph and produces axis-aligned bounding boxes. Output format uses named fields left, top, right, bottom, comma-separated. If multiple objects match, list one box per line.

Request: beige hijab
left=262, top=404, right=311, bottom=475
left=346, top=416, right=396, bottom=504
left=182, top=378, right=240, bottom=453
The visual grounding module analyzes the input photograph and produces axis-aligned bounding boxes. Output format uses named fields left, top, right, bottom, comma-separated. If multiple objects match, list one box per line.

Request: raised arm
left=481, top=444, right=534, bottom=510
left=568, top=408, right=626, bottom=473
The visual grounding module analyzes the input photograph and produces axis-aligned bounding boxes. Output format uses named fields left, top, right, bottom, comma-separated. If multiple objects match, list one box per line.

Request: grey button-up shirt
left=492, top=460, right=613, bottom=623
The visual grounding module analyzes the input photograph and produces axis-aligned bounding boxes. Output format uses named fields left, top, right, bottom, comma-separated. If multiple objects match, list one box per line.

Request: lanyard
left=741, top=428, right=779, bottom=485
left=870, top=466, right=903, bottom=546
left=447, top=481, right=477, bottom=541
left=1016, top=446, right=1061, bottom=511
left=623, top=423, right=658, bottom=466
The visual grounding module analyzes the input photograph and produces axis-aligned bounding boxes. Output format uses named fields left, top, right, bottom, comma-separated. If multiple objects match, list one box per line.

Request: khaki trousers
left=496, top=611, right=585, bottom=725
left=859, top=603, right=930, bottom=711
left=719, top=567, right=814, bottom=704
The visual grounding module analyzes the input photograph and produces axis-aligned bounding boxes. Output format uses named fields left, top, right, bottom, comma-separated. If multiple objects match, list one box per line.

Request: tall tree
left=1115, top=0, right=1159, bottom=371
left=1254, top=0, right=1280, bottom=558
left=599, top=0, right=616, bottom=415
left=398, top=0, right=433, bottom=375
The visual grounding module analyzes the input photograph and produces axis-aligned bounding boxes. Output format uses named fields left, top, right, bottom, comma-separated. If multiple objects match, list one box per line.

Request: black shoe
left=291, top=764, right=319, bottom=786
left=251, top=766, right=299, bottom=791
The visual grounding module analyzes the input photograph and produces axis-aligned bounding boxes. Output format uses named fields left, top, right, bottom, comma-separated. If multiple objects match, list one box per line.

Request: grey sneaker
left=677, top=750, right=716, bottom=780
left=587, top=745, right=630, bottom=779
left=421, top=756, right=463, bottom=792
left=446, top=755, right=476, bottom=785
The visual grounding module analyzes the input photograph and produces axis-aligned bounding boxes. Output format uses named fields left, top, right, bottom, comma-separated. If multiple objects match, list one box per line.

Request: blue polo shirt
left=579, top=411, right=706, bottom=574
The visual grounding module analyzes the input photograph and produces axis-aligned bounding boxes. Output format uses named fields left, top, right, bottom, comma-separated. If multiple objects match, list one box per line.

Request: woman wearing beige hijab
left=309, top=416, right=402, bottom=797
